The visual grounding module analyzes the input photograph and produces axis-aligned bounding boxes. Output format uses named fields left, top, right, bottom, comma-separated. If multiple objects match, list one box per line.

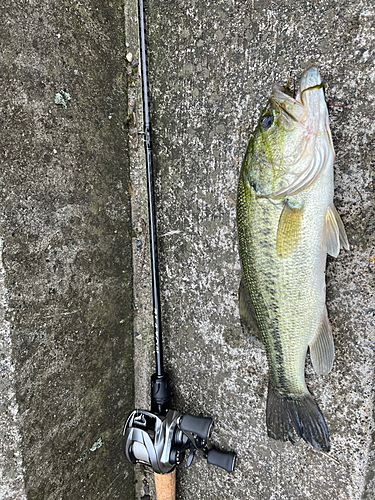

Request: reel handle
left=207, top=448, right=236, bottom=473
left=179, top=414, right=213, bottom=440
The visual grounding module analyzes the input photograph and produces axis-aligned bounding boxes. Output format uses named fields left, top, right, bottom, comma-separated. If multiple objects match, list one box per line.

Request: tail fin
left=266, top=384, right=330, bottom=452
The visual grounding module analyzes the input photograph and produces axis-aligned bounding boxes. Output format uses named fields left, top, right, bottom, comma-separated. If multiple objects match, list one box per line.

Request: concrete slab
left=0, top=1, right=134, bottom=498
left=131, top=0, right=375, bottom=498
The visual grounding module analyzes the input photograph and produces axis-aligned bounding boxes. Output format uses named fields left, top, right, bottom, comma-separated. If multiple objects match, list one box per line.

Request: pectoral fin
left=238, top=277, right=262, bottom=343
left=323, top=205, right=349, bottom=258
left=309, top=308, right=335, bottom=375
left=276, top=199, right=303, bottom=257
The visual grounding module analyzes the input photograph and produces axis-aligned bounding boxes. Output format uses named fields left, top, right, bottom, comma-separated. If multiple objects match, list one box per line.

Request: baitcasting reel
left=123, top=409, right=236, bottom=474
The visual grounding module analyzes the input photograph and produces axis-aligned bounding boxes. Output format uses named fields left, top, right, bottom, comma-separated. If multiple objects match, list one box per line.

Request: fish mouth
left=299, top=66, right=322, bottom=94
left=268, top=83, right=307, bottom=128
left=298, top=67, right=324, bottom=106
left=267, top=67, right=323, bottom=127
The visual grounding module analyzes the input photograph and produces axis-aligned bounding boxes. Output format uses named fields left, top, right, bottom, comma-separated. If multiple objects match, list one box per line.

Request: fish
left=236, top=67, right=349, bottom=452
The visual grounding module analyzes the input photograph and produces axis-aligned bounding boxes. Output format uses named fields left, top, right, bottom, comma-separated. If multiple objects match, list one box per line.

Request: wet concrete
left=0, top=1, right=134, bottom=498
left=130, top=0, right=375, bottom=498
left=2, top=0, right=374, bottom=498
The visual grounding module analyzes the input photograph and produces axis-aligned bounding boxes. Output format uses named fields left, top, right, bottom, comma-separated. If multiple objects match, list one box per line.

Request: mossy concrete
left=0, top=1, right=134, bottom=498
left=131, top=0, right=375, bottom=498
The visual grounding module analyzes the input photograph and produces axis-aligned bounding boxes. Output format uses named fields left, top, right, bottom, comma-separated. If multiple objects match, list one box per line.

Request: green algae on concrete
left=0, top=0, right=134, bottom=498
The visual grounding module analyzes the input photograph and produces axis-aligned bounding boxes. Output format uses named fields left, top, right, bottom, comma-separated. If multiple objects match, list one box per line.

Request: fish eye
left=260, top=113, right=274, bottom=130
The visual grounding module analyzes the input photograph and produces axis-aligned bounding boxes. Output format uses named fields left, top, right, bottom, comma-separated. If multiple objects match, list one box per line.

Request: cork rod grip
left=154, top=469, right=176, bottom=500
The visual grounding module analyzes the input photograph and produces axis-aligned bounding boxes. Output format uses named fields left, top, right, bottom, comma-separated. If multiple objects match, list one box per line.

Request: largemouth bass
left=237, top=67, right=349, bottom=452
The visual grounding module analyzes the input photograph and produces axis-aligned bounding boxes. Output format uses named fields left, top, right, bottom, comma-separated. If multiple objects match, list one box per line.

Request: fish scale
left=237, top=67, right=349, bottom=451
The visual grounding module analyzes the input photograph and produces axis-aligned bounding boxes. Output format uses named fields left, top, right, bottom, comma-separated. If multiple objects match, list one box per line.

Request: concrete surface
left=2, top=0, right=374, bottom=499
left=0, top=1, right=134, bottom=499
left=129, top=0, right=374, bottom=498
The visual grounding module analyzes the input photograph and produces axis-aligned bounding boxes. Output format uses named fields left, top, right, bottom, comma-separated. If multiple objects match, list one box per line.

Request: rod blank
left=138, top=0, right=164, bottom=378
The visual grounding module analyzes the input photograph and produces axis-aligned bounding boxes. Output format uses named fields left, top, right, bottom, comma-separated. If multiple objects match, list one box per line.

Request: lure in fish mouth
left=237, top=67, right=349, bottom=452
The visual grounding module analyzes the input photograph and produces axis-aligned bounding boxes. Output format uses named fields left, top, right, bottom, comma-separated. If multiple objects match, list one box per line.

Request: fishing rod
left=123, top=1, right=236, bottom=498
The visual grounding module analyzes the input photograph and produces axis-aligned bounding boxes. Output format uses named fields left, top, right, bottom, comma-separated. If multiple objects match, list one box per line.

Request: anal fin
left=323, top=205, right=349, bottom=258
left=309, top=307, right=335, bottom=375
left=238, top=277, right=262, bottom=343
